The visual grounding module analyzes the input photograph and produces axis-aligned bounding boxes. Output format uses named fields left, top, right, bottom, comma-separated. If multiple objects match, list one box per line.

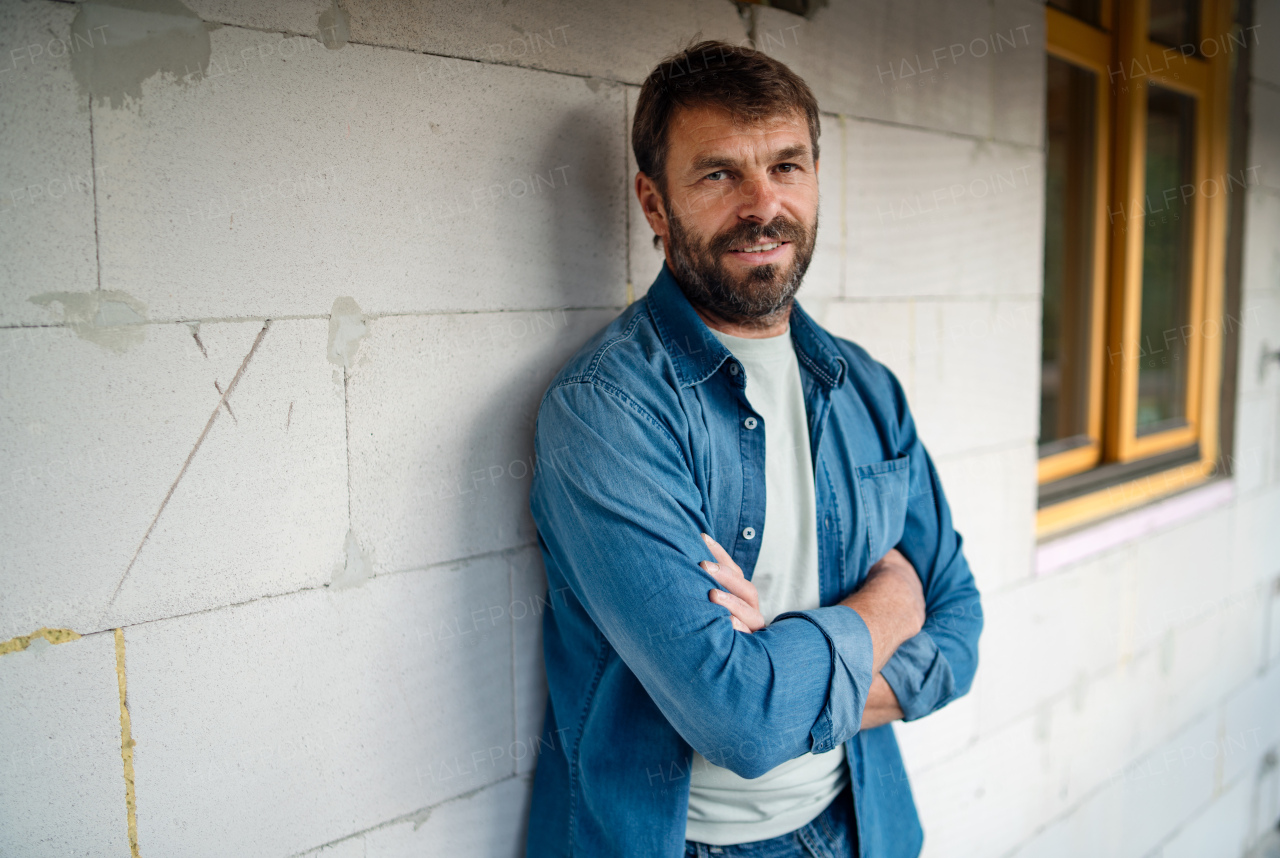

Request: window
left=1038, top=0, right=1237, bottom=536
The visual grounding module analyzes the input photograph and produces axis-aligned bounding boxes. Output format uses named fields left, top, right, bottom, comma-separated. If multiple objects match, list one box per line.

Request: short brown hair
left=632, top=40, right=821, bottom=194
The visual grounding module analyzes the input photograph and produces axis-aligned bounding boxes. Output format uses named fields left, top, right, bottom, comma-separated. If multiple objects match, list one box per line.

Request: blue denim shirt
left=525, top=264, right=983, bottom=857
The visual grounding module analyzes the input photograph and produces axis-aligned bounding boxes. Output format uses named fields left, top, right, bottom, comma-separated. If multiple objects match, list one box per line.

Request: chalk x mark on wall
left=102, top=320, right=272, bottom=615
left=212, top=380, right=237, bottom=424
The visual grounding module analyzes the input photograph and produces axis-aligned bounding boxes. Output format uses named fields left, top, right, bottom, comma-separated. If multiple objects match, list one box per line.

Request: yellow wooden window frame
left=1039, top=7, right=1113, bottom=484
left=1038, top=0, right=1233, bottom=538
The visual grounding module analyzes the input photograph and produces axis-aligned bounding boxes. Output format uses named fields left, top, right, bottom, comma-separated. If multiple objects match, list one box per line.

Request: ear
left=635, top=171, right=668, bottom=244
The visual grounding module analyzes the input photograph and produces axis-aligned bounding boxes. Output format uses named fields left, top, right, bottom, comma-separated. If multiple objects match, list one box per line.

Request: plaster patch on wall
left=70, top=0, right=212, bottom=110
left=29, top=290, right=148, bottom=352
left=327, top=296, right=367, bottom=369
left=329, top=529, right=371, bottom=589
left=318, top=0, right=350, bottom=50
left=0, top=626, right=82, bottom=657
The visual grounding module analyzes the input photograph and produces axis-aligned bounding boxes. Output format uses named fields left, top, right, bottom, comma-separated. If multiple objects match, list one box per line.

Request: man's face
left=641, top=104, right=820, bottom=328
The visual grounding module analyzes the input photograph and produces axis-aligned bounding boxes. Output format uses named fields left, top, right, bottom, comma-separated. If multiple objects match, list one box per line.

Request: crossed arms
left=703, top=533, right=925, bottom=730
left=530, top=376, right=982, bottom=779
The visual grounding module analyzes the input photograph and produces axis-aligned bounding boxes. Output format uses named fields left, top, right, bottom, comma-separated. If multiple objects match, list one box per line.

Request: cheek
left=677, top=185, right=737, bottom=222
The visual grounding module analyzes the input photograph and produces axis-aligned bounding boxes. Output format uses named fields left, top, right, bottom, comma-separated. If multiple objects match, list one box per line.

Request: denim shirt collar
left=645, top=262, right=847, bottom=391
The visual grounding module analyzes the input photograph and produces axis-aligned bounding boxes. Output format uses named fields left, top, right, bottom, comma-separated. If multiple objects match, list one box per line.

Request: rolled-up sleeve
left=877, top=368, right=984, bottom=722
left=771, top=605, right=875, bottom=752
left=532, top=379, right=876, bottom=778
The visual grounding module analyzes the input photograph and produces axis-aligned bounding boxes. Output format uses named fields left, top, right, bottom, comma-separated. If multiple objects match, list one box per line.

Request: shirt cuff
left=878, top=631, right=952, bottom=722
left=773, top=605, right=875, bottom=752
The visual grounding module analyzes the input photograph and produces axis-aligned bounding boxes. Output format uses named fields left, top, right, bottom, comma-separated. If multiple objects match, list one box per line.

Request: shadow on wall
left=442, top=100, right=621, bottom=558
left=431, top=100, right=622, bottom=833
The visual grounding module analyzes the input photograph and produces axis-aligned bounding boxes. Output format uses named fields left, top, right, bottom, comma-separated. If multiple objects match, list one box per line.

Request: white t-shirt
left=685, top=325, right=849, bottom=845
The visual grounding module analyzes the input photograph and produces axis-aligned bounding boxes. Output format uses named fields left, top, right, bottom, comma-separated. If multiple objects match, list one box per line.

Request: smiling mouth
left=731, top=240, right=788, bottom=253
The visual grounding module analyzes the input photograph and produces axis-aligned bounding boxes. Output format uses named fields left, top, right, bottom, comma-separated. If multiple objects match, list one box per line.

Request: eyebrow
left=688, top=144, right=811, bottom=175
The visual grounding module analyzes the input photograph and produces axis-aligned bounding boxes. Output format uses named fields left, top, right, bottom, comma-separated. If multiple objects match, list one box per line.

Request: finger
left=700, top=533, right=742, bottom=576
left=701, top=560, right=758, bottom=608
left=730, top=616, right=751, bottom=633
left=709, top=588, right=766, bottom=631
left=722, top=591, right=765, bottom=630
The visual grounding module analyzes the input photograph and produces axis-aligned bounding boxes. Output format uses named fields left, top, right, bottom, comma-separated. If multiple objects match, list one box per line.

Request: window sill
left=1035, top=477, right=1235, bottom=576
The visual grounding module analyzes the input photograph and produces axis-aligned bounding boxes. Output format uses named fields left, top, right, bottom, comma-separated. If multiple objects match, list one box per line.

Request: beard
left=664, top=201, right=817, bottom=329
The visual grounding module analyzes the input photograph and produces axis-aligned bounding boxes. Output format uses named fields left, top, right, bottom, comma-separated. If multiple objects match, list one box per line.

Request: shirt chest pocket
left=854, top=455, right=910, bottom=567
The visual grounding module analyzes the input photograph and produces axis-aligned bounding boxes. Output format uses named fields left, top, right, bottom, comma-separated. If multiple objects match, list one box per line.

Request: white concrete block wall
left=1, top=1, right=1277, bottom=857
left=0, top=0, right=99, bottom=325
left=0, top=632, right=130, bottom=857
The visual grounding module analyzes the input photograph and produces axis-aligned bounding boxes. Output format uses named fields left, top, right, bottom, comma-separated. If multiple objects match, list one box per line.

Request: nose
left=735, top=172, right=782, bottom=224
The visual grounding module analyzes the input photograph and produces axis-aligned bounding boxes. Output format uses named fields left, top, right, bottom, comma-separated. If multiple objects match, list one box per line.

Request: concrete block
left=894, top=682, right=979, bottom=776
left=1129, top=504, right=1241, bottom=653
left=754, top=0, right=1043, bottom=147
left=1010, top=711, right=1219, bottom=858
left=1270, top=575, right=1280, bottom=668
left=911, top=298, right=1042, bottom=456
left=845, top=119, right=1044, bottom=300
left=1235, top=391, right=1277, bottom=497
left=357, top=774, right=532, bottom=858
left=1233, top=485, right=1280, bottom=591
left=1236, top=199, right=1280, bottom=402
left=912, top=712, right=1064, bottom=858
left=104, top=319, right=348, bottom=627
left=1254, top=1, right=1280, bottom=88
left=1222, top=661, right=1280, bottom=788
left=801, top=113, right=846, bottom=309
left=990, top=0, right=1047, bottom=152
left=975, top=548, right=1127, bottom=735
left=0, top=320, right=300, bottom=639
left=1050, top=652, right=1164, bottom=807
left=1251, top=87, right=1280, bottom=194
left=184, top=0, right=330, bottom=37
left=0, top=0, right=99, bottom=325
left=91, top=25, right=628, bottom=321
left=347, top=308, right=615, bottom=575
left=1160, top=771, right=1251, bottom=858
left=819, top=300, right=915, bottom=393
left=340, top=0, right=744, bottom=85
left=1241, top=190, right=1280, bottom=306
left=933, top=441, right=1038, bottom=595
left=125, top=556, right=516, bottom=858
left=1153, top=589, right=1265, bottom=728
left=510, top=548, right=550, bottom=776
left=0, top=631, right=130, bottom=858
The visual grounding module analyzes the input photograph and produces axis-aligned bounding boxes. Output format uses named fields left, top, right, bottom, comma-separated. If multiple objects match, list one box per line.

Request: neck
left=690, top=300, right=793, bottom=339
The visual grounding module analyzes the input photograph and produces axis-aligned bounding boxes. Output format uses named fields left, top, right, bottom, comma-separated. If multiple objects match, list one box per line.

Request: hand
left=699, top=533, right=766, bottom=633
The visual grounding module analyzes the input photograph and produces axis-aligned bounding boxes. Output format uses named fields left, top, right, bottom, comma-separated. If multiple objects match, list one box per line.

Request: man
left=525, top=40, right=982, bottom=858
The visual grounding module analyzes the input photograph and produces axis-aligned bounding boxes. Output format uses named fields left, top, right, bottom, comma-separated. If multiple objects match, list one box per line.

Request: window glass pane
left=1149, top=0, right=1199, bottom=49
left=1040, top=57, right=1097, bottom=454
left=1046, top=0, right=1101, bottom=27
left=1136, top=85, right=1196, bottom=432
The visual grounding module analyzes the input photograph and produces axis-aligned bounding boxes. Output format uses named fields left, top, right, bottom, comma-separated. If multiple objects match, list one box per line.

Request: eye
left=705, top=170, right=729, bottom=181
left=776, top=163, right=799, bottom=173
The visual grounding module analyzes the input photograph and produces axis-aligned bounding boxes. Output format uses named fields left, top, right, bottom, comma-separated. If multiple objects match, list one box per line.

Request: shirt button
left=743, top=417, right=758, bottom=430
left=742, top=527, right=756, bottom=540
left=728, top=363, right=739, bottom=375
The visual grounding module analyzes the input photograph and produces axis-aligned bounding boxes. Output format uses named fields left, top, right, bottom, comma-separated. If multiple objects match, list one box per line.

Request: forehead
left=667, top=104, right=810, bottom=164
